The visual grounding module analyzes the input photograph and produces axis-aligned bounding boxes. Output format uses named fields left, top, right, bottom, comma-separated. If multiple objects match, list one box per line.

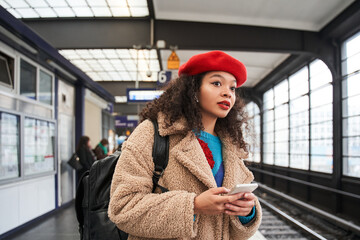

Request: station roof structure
left=1, top=0, right=359, bottom=108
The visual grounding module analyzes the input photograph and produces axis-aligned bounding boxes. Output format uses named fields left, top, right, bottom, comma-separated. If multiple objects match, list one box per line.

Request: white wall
left=0, top=175, right=55, bottom=235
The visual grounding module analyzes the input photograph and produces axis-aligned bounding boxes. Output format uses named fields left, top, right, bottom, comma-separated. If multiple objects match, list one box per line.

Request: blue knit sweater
left=197, top=131, right=255, bottom=225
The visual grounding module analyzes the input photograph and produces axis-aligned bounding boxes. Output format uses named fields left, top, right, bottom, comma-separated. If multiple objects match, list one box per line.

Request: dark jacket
left=76, top=146, right=96, bottom=178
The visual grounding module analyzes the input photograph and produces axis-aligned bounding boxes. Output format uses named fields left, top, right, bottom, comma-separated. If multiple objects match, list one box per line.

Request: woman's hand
left=194, top=187, right=243, bottom=215
left=224, top=192, right=256, bottom=216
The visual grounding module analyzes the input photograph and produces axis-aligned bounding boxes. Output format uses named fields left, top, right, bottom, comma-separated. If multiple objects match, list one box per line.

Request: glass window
left=263, top=109, right=274, bottom=123
left=343, top=137, right=360, bottom=157
left=343, top=52, right=360, bottom=76
left=290, top=125, right=309, bottom=140
left=343, top=157, right=360, bottom=178
left=342, top=32, right=360, bottom=177
left=310, top=59, right=332, bottom=90
left=310, top=85, right=333, bottom=108
left=311, top=139, right=333, bottom=156
left=289, top=67, right=308, bottom=99
left=263, top=152, right=274, bottom=165
left=39, top=70, right=53, bottom=105
left=20, top=59, right=37, bottom=100
left=275, top=104, right=288, bottom=119
left=0, top=52, right=14, bottom=89
left=263, top=89, right=274, bottom=110
left=245, top=102, right=261, bottom=163
left=290, top=96, right=309, bottom=114
left=342, top=94, right=360, bottom=117
left=24, top=118, right=55, bottom=175
left=274, top=80, right=288, bottom=106
left=311, top=121, right=333, bottom=140
left=290, top=154, right=309, bottom=170
left=291, top=140, right=309, bottom=155
left=275, top=117, right=288, bottom=131
left=342, top=73, right=360, bottom=98
left=0, top=112, right=20, bottom=180
left=275, top=153, right=288, bottom=167
left=311, top=155, right=333, bottom=173
left=290, top=111, right=309, bottom=128
left=311, top=104, right=332, bottom=124
left=343, top=116, right=360, bottom=137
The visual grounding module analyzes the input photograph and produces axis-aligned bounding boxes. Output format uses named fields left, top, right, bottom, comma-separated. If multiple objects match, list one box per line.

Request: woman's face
left=198, top=71, right=237, bottom=119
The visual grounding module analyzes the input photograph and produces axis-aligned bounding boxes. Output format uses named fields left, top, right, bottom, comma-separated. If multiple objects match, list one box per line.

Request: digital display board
left=127, top=88, right=164, bottom=103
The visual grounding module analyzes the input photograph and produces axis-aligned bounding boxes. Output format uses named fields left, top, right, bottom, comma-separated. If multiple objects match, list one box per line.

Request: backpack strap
left=151, top=120, right=169, bottom=193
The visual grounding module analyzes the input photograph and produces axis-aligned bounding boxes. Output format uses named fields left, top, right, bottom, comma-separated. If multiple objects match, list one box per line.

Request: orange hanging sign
left=167, top=50, right=180, bottom=70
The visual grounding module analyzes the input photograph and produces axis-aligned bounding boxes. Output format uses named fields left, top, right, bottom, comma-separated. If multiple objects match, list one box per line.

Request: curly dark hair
left=140, top=73, right=249, bottom=151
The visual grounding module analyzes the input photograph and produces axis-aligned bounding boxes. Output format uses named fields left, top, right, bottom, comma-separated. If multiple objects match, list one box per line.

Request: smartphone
left=227, top=183, right=258, bottom=195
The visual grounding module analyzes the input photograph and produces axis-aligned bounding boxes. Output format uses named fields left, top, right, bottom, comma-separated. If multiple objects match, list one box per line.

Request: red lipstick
left=217, top=100, right=230, bottom=110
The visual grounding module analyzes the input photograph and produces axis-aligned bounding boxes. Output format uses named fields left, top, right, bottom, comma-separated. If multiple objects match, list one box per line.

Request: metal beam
left=23, top=18, right=151, bottom=49
left=24, top=18, right=319, bottom=54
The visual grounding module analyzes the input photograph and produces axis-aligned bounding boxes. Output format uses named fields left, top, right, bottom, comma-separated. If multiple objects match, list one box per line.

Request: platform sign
left=126, top=88, right=164, bottom=103
left=115, top=116, right=138, bottom=128
left=157, top=71, right=172, bottom=86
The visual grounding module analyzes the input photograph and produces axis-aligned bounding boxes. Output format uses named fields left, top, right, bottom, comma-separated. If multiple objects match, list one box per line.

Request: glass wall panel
left=0, top=112, right=20, bottom=180
left=274, top=80, right=288, bottom=106
left=263, top=89, right=274, bottom=110
left=311, top=139, right=333, bottom=155
left=343, top=157, right=360, bottom=178
left=311, top=104, right=332, bottom=124
left=343, top=137, right=360, bottom=156
left=290, top=154, right=309, bottom=170
left=290, top=140, right=309, bottom=155
left=290, top=125, right=309, bottom=140
left=310, top=85, right=333, bottom=108
left=24, top=117, right=55, bottom=175
left=275, top=104, right=288, bottom=119
left=289, top=67, right=308, bottom=99
left=39, top=70, right=53, bottom=105
left=290, top=111, right=309, bottom=128
left=342, top=94, right=360, bottom=117
left=245, top=102, right=261, bottom=162
left=290, top=96, right=309, bottom=114
left=20, top=59, right=37, bottom=100
left=342, top=74, right=360, bottom=98
left=311, top=121, right=333, bottom=139
left=343, top=116, right=360, bottom=137
left=342, top=31, right=360, bottom=177
left=311, top=155, right=333, bottom=173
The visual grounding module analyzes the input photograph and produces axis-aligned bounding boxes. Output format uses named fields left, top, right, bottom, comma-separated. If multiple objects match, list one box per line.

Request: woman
left=109, top=51, right=262, bottom=239
left=76, top=136, right=95, bottom=181
left=94, top=138, right=109, bottom=160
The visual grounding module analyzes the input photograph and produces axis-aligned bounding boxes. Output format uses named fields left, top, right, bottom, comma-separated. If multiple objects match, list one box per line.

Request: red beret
left=178, top=51, right=247, bottom=87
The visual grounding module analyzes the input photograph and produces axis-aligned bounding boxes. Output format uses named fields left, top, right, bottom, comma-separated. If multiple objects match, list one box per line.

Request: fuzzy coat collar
left=156, top=112, right=253, bottom=189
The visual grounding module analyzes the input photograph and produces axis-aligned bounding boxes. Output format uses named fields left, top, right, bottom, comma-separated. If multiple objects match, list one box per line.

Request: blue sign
left=126, top=88, right=164, bottom=103
left=157, top=71, right=172, bottom=86
left=115, top=116, right=138, bottom=128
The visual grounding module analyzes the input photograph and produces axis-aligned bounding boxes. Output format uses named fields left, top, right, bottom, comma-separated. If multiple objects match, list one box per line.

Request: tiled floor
left=3, top=203, right=79, bottom=240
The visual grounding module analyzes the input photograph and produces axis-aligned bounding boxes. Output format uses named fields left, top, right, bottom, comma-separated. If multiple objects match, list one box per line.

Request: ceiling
left=153, top=0, right=354, bottom=31
left=0, top=0, right=356, bottom=90
left=160, top=50, right=290, bottom=87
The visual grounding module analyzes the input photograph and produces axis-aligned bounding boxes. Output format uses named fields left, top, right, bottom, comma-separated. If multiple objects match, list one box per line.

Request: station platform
left=2, top=202, right=267, bottom=240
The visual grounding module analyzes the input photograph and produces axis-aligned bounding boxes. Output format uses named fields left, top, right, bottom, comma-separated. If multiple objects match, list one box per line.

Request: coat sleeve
left=108, top=121, right=198, bottom=239
left=229, top=196, right=262, bottom=239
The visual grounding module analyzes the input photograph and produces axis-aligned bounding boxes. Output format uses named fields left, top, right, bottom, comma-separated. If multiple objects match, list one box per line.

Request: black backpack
left=75, top=120, right=169, bottom=240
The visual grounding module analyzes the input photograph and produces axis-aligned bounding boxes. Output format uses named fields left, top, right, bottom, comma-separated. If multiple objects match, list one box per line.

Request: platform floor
left=2, top=202, right=266, bottom=240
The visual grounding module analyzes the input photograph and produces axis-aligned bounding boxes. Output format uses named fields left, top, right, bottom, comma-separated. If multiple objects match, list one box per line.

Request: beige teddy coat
left=108, top=115, right=262, bottom=240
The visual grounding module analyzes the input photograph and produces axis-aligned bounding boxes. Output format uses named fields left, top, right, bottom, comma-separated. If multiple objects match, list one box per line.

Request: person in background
left=76, top=136, right=96, bottom=181
left=109, top=51, right=261, bottom=239
left=94, top=138, right=109, bottom=160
